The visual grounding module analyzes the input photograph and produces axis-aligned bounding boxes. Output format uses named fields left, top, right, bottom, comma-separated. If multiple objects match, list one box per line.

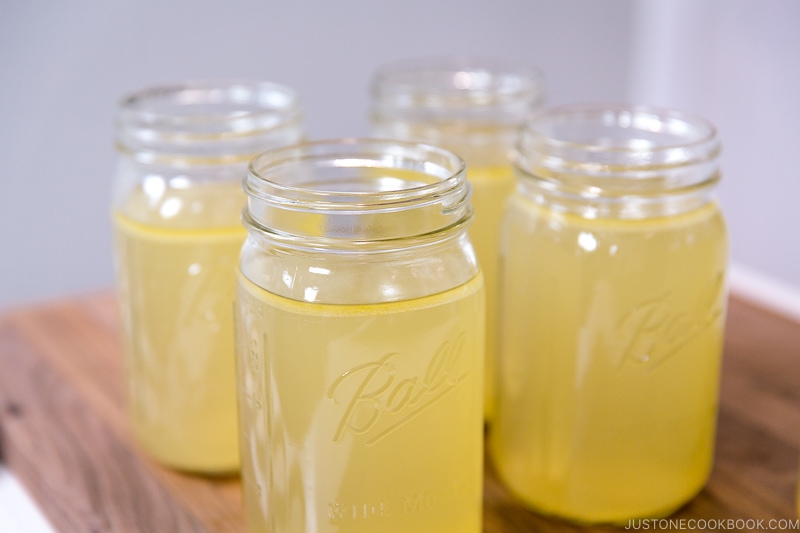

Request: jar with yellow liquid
left=111, top=81, right=303, bottom=473
left=490, top=104, right=728, bottom=522
left=371, top=57, right=544, bottom=419
left=236, top=139, right=485, bottom=533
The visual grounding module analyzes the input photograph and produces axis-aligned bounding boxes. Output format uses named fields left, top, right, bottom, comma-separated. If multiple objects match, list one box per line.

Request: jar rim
left=244, top=138, right=472, bottom=244
left=521, top=103, right=719, bottom=155
left=116, top=80, right=304, bottom=163
left=118, top=79, right=302, bottom=132
left=246, top=137, right=467, bottom=209
left=371, top=56, right=544, bottom=123
left=513, top=104, right=722, bottom=218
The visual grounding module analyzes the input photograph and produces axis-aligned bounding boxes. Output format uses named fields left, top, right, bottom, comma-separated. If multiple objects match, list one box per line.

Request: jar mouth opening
left=371, top=56, right=545, bottom=123
left=521, top=104, right=719, bottom=155
left=244, top=139, right=472, bottom=243
left=118, top=80, right=302, bottom=136
left=514, top=105, right=722, bottom=214
left=246, top=138, right=468, bottom=210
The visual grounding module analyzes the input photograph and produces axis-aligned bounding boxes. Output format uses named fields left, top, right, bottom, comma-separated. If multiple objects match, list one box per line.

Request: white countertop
left=0, top=465, right=56, bottom=533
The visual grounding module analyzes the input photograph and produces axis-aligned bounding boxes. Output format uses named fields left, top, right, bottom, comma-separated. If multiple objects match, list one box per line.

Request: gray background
left=1, top=0, right=798, bottom=309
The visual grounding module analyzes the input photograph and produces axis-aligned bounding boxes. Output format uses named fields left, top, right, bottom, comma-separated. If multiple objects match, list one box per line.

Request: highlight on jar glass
left=490, top=104, right=728, bottom=523
left=371, top=56, right=545, bottom=420
left=111, top=80, right=304, bottom=473
left=236, top=139, right=485, bottom=533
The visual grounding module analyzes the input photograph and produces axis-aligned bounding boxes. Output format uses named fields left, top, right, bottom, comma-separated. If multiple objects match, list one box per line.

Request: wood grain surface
left=0, top=291, right=798, bottom=532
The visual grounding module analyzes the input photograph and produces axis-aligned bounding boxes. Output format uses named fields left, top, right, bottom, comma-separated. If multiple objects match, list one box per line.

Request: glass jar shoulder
left=503, top=191, right=727, bottom=240
left=238, top=233, right=480, bottom=305
left=500, top=192, right=728, bottom=286
left=112, top=157, right=247, bottom=230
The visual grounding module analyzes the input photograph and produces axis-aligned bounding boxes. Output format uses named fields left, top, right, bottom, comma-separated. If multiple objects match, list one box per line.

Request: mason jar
left=112, top=80, right=303, bottom=473
left=490, top=104, right=728, bottom=522
left=371, top=57, right=544, bottom=418
left=236, top=139, right=485, bottom=533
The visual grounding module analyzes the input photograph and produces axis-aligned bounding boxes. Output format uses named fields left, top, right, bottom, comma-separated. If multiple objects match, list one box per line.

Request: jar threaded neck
left=371, top=57, right=545, bottom=166
left=243, top=138, right=472, bottom=249
left=116, top=80, right=303, bottom=164
left=515, top=104, right=722, bottom=219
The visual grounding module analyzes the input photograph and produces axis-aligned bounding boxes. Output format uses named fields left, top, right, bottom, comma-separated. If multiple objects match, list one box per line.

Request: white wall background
left=629, top=0, right=800, bottom=308
left=1, top=0, right=798, bottom=310
left=0, top=0, right=633, bottom=309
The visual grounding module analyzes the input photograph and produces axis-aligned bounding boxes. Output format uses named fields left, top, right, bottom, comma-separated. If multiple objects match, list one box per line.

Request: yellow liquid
left=490, top=195, right=727, bottom=522
left=466, top=164, right=516, bottom=420
left=113, top=182, right=245, bottom=472
left=236, top=273, right=485, bottom=533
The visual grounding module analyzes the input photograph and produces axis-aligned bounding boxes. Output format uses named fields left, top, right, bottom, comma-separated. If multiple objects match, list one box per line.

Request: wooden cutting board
left=0, top=291, right=798, bottom=532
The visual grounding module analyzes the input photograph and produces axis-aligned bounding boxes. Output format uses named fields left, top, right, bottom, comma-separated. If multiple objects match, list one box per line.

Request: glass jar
left=112, top=80, right=303, bottom=473
left=236, top=139, right=484, bottom=533
left=371, top=57, right=544, bottom=419
left=490, top=104, right=728, bottom=522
